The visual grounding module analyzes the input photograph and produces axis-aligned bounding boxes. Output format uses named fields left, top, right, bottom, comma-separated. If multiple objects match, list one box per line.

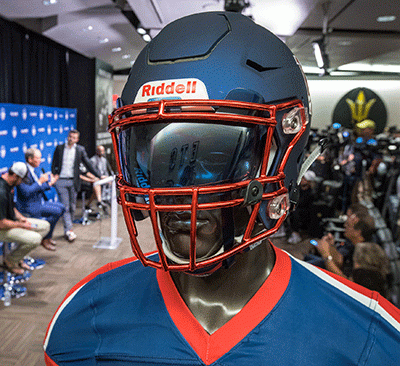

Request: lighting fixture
left=137, top=26, right=147, bottom=35
left=43, top=0, right=57, bottom=5
left=142, top=34, right=151, bottom=43
left=99, top=38, right=109, bottom=44
left=377, top=15, right=396, bottom=22
left=312, top=37, right=330, bottom=75
left=122, top=54, right=131, bottom=59
left=112, top=47, right=122, bottom=52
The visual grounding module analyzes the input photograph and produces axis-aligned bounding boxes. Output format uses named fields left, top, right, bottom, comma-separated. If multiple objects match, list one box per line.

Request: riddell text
left=142, top=81, right=197, bottom=97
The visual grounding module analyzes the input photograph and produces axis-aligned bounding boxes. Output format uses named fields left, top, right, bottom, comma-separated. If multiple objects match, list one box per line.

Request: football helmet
left=109, top=11, right=311, bottom=273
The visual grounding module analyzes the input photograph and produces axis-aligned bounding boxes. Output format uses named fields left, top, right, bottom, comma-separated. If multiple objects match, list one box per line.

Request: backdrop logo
left=40, top=140, right=44, bottom=150
left=332, top=87, right=387, bottom=134
left=40, top=109, right=44, bottom=120
left=47, top=125, right=52, bottom=135
left=0, top=108, right=5, bottom=121
left=22, top=108, right=27, bottom=121
left=0, top=145, right=6, bottom=159
left=12, top=126, right=17, bottom=138
left=54, top=111, right=58, bottom=120
left=22, top=142, right=27, bottom=153
left=31, top=124, right=37, bottom=136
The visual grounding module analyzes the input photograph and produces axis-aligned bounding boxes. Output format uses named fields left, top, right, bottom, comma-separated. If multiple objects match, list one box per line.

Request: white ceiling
left=0, top=0, right=399, bottom=75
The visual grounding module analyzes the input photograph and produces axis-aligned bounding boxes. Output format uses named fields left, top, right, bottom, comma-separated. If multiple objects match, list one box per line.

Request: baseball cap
left=10, top=162, right=28, bottom=179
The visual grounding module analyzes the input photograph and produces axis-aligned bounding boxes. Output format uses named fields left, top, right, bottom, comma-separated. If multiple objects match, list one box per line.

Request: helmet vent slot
left=246, top=59, right=279, bottom=73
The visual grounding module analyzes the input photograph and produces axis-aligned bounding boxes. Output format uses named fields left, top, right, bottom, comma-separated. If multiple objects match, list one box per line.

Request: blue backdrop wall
left=0, top=103, right=76, bottom=174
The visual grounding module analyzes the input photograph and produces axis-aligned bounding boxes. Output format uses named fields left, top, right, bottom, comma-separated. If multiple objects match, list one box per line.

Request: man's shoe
left=65, top=230, right=77, bottom=242
left=41, top=239, right=56, bottom=251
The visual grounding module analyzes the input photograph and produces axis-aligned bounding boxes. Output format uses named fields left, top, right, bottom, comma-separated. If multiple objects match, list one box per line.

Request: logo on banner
left=332, top=87, right=387, bottom=134
left=1, top=108, right=6, bottom=121
left=22, top=108, right=27, bottom=121
left=47, top=125, right=52, bottom=135
left=40, top=109, right=44, bottom=120
left=54, top=111, right=58, bottom=120
left=22, top=142, right=27, bottom=153
left=12, top=126, right=17, bottom=138
left=39, top=140, right=44, bottom=150
left=32, top=125, right=37, bottom=136
left=54, top=139, right=58, bottom=147
left=134, top=78, right=209, bottom=103
left=47, top=153, right=52, bottom=164
left=65, top=111, right=69, bottom=120
left=0, top=145, right=6, bottom=159
left=59, top=125, right=63, bottom=134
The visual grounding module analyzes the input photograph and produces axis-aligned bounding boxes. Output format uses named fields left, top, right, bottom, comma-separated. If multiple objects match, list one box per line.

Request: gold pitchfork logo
left=345, top=90, right=376, bottom=127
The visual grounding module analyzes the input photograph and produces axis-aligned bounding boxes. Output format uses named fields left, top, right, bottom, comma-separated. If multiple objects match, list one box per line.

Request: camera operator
left=312, top=205, right=376, bottom=279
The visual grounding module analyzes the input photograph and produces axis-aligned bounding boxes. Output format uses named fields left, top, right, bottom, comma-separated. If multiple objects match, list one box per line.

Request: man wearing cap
left=0, top=162, right=50, bottom=275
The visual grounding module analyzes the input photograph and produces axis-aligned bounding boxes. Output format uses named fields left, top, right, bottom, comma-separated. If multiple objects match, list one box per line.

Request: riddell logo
left=142, top=80, right=197, bottom=97
left=135, top=78, right=208, bottom=103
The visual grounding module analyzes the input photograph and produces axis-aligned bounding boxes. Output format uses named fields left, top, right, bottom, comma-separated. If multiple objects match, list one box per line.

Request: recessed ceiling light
left=43, top=0, right=57, bottom=5
left=338, top=40, right=352, bottom=46
left=137, top=27, right=147, bottom=35
left=99, top=38, right=109, bottom=44
left=377, top=15, right=396, bottom=22
left=112, top=47, right=122, bottom=52
left=122, top=54, right=131, bottom=59
left=142, top=34, right=151, bottom=43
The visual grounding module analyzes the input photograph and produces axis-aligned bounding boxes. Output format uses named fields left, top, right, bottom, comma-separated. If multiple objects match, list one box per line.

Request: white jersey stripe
left=291, top=254, right=400, bottom=333
left=43, top=284, right=85, bottom=351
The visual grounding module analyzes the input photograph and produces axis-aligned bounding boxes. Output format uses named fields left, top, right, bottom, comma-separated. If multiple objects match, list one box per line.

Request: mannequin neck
left=170, top=240, right=276, bottom=334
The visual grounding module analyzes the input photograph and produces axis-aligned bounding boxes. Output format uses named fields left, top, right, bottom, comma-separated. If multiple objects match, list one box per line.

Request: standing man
left=15, top=148, right=65, bottom=251
left=0, top=162, right=50, bottom=274
left=51, top=130, right=100, bottom=242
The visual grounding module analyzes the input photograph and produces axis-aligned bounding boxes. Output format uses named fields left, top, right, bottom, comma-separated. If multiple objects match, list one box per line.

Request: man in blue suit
left=15, top=148, right=65, bottom=251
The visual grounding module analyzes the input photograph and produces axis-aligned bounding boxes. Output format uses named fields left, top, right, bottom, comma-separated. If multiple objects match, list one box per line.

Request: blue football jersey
left=44, top=247, right=400, bottom=365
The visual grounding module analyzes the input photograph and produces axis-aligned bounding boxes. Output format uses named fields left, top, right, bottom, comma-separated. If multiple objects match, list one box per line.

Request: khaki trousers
left=0, top=218, right=50, bottom=265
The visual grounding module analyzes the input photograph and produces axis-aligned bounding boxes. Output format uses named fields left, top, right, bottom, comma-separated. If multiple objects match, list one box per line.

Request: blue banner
left=0, top=103, right=77, bottom=201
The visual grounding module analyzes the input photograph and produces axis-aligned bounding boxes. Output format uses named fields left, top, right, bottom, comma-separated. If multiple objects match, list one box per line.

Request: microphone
left=41, top=168, right=46, bottom=174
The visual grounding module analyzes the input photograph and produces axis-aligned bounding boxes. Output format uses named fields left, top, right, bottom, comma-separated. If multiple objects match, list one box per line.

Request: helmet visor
left=118, top=121, right=267, bottom=189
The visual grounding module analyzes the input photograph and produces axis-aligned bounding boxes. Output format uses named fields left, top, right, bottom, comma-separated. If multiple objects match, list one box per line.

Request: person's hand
left=316, top=233, right=334, bottom=258
left=39, top=172, right=49, bottom=184
left=20, top=220, right=34, bottom=229
left=49, top=173, right=59, bottom=186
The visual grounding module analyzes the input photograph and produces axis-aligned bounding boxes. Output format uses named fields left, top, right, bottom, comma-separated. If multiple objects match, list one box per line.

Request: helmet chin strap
left=290, top=138, right=328, bottom=208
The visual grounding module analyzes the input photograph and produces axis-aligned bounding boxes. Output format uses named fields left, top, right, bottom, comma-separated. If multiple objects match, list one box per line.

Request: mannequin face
left=159, top=208, right=224, bottom=260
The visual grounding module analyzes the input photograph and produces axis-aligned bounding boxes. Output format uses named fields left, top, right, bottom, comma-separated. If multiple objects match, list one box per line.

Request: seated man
left=15, top=148, right=65, bottom=251
left=0, top=162, right=50, bottom=275
left=84, top=145, right=113, bottom=212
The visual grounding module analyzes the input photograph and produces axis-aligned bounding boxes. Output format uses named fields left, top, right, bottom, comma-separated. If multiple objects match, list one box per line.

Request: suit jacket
left=51, top=144, right=100, bottom=192
left=15, top=169, right=51, bottom=216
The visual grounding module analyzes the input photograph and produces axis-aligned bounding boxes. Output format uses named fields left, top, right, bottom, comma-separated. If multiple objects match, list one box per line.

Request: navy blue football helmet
left=109, top=11, right=311, bottom=272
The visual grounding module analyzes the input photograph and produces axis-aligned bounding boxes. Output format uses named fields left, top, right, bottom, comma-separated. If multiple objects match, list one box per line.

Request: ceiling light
left=137, top=27, right=147, bottom=35
left=338, top=40, right=352, bottom=46
left=377, top=15, right=396, bottom=22
left=112, top=47, right=122, bottom=52
left=43, top=0, right=57, bottom=5
left=312, top=37, right=330, bottom=75
left=338, top=63, right=400, bottom=73
left=99, top=38, right=109, bottom=44
left=142, top=34, right=151, bottom=43
left=313, top=42, right=324, bottom=68
left=122, top=54, right=131, bottom=59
